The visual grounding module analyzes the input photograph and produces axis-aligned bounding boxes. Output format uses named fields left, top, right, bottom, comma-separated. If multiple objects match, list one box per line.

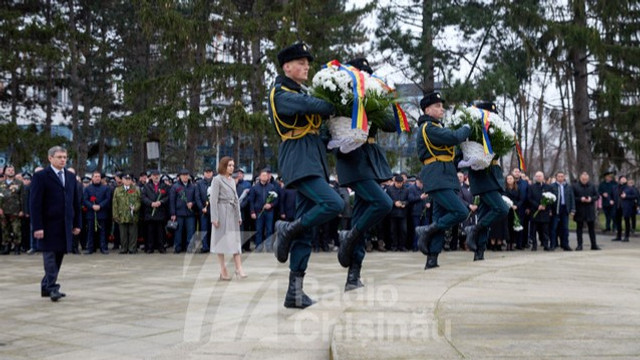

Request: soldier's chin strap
left=422, top=121, right=454, bottom=162
left=270, top=86, right=321, bottom=141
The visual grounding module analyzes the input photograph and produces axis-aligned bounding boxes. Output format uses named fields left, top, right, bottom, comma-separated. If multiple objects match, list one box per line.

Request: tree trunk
left=44, top=0, right=53, bottom=135
left=570, top=0, right=594, bottom=175
left=536, top=94, right=545, bottom=174
left=67, top=0, right=84, bottom=173
left=421, top=0, right=435, bottom=92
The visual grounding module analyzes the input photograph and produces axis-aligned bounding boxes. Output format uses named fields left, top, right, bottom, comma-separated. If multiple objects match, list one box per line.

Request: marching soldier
left=334, top=58, right=394, bottom=292
left=414, top=92, right=471, bottom=269
left=463, top=101, right=510, bottom=261
left=269, top=42, right=343, bottom=308
left=0, top=165, right=24, bottom=254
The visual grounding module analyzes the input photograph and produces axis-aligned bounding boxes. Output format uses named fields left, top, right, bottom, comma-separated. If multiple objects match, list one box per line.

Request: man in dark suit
left=528, top=171, right=553, bottom=251
left=30, top=146, right=82, bottom=302
left=550, top=171, right=575, bottom=251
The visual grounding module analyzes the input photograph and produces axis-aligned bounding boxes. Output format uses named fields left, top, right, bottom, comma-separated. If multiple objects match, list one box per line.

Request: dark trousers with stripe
left=290, top=176, right=344, bottom=272
left=476, top=190, right=510, bottom=251
left=349, top=180, right=393, bottom=265
left=429, top=189, right=469, bottom=254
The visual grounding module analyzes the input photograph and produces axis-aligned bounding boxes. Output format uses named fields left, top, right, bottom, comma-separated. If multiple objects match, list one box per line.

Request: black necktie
left=58, top=171, right=65, bottom=187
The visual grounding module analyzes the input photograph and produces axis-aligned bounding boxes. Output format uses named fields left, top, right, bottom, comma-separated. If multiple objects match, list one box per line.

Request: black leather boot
left=284, top=271, right=316, bottom=309
left=416, top=224, right=439, bottom=255
left=274, top=219, right=304, bottom=263
left=425, top=253, right=439, bottom=269
left=344, top=263, right=364, bottom=292
left=465, top=224, right=485, bottom=252
left=337, top=227, right=363, bottom=268
left=473, top=248, right=485, bottom=261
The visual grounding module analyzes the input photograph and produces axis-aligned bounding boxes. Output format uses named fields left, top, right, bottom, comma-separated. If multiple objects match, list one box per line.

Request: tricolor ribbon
left=325, top=60, right=368, bottom=132
left=515, top=137, right=526, bottom=171
left=477, top=108, right=494, bottom=155
left=372, top=75, right=410, bottom=133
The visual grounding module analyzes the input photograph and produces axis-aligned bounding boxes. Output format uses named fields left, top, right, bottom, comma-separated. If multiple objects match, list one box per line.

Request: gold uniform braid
left=270, top=86, right=322, bottom=141
left=421, top=121, right=455, bottom=162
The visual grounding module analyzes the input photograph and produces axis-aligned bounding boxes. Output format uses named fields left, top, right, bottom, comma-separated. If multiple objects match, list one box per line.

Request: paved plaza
left=1, top=234, right=639, bottom=360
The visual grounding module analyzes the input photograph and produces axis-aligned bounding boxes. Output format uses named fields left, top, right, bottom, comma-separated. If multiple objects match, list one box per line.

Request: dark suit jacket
left=528, top=182, right=553, bottom=223
left=30, top=166, right=82, bottom=253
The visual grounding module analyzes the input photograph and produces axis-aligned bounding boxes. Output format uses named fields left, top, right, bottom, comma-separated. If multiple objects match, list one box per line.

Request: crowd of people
left=2, top=161, right=637, bottom=258
left=4, top=42, right=638, bottom=308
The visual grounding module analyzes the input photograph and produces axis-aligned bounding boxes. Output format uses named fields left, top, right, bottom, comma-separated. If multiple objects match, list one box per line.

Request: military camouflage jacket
left=112, top=185, right=141, bottom=224
left=0, top=179, right=24, bottom=215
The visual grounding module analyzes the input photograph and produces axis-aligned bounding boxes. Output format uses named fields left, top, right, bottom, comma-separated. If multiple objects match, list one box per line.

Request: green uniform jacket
left=468, top=164, right=504, bottom=196
left=416, top=115, right=470, bottom=193
left=112, top=186, right=141, bottom=224
left=0, top=179, right=23, bottom=215
left=269, top=75, right=335, bottom=188
left=336, top=119, right=396, bottom=186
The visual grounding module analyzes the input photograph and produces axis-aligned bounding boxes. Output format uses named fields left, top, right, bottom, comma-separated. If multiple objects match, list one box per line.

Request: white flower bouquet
left=311, top=61, right=397, bottom=153
left=502, top=195, right=523, bottom=231
left=533, top=191, right=556, bottom=218
left=445, top=106, right=516, bottom=170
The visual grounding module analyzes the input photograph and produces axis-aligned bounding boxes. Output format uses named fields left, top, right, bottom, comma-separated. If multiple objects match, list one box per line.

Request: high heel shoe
left=219, top=274, right=232, bottom=281
left=235, top=271, right=248, bottom=279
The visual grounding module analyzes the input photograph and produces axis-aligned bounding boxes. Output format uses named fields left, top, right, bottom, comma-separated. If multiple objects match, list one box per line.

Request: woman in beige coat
left=209, top=156, right=246, bottom=280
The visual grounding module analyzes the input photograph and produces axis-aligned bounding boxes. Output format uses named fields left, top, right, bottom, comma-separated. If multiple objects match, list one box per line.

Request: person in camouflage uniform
left=0, top=165, right=24, bottom=255
left=112, top=174, right=141, bottom=254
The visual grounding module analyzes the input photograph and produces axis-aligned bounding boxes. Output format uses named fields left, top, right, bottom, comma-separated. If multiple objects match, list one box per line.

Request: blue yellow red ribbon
left=325, top=60, right=368, bottom=132
left=477, top=108, right=494, bottom=155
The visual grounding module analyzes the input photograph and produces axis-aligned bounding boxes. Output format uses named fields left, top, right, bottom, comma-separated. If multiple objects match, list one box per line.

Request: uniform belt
left=367, top=137, right=376, bottom=144
left=423, top=157, right=451, bottom=165
left=491, top=160, right=499, bottom=166
left=282, top=129, right=319, bottom=141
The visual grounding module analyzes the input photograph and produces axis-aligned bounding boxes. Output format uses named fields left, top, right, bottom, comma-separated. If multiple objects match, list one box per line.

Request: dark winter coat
left=30, top=166, right=82, bottom=253
left=573, top=181, right=599, bottom=222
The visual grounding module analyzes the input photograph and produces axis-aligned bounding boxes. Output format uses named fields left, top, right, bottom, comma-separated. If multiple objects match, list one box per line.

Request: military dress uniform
left=269, top=42, right=343, bottom=309
left=464, top=102, right=510, bottom=261
left=0, top=178, right=24, bottom=254
left=414, top=92, right=471, bottom=269
left=465, top=163, right=509, bottom=260
left=334, top=58, right=394, bottom=291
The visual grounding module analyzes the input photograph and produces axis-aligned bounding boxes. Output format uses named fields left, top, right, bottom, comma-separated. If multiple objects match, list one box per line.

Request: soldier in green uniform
left=414, top=92, right=471, bottom=269
left=0, top=165, right=24, bottom=255
left=269, top=42, right=344, bottom=309
left=463, top=101, right=510, bottom=262
left=335, top=58, right=394, bottom=291
left=112, top=174, right=141, bottom=254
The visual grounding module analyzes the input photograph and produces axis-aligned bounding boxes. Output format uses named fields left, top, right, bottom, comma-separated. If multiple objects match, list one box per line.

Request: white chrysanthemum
left=502, top=195, right=514, bottom=208
left=542, top=192, right=557, bottom=202
left=363, top=73, right=386, bottom=96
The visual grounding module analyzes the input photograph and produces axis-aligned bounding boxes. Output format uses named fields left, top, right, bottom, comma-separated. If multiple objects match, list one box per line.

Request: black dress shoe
left=100, top=249, right=109, bottom=255
left=575, top=245, right=583, bottom=251
left=42, top=290, right=66, bottom=297
left=119, top=250, right=128, bottom=254
left=591, top=246, right=602, bottom=250
left=49, top=290, right=64, bottom=302
left=611, top=238, right=622, bottom=241
left=562, top=247, right=573, bottom=251
left=83, top=250, right=94, bottom=255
